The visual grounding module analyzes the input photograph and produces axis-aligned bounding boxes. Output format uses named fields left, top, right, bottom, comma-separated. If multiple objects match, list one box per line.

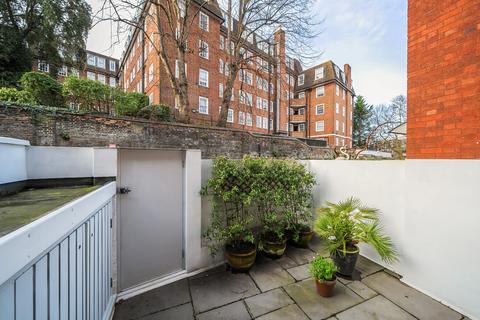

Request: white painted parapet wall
left=306, top=160, right=480, bottom=320
left=0, top=137, right=29, bottom=184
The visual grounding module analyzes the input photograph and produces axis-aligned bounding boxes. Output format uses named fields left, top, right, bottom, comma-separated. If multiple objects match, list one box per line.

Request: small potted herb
left=309, top=256, right=338, bottom=297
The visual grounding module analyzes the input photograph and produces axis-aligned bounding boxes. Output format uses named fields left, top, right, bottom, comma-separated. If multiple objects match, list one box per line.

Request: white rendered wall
left=0, top=137, right=29, bottom=184
left=306, top=160, right=480, bottom=319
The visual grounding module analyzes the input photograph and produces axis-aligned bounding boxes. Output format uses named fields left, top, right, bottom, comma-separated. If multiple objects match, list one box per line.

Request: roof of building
left=295, top=60, right=353, bottom=94
left=86, top=50, right=119, bottom=63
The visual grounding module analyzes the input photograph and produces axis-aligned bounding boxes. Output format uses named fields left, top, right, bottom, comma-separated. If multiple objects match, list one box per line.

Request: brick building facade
left=119, top=0, right=354, bottom=147
left=33, top=50, right=119, bottom=87
left=407, top=0, right=480, bottom=158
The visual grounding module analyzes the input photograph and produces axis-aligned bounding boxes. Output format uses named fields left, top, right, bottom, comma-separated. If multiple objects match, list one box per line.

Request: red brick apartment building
left=408, top=0, right=480, bottom=158
left=118, top=0, right=355, bottom=147
left=33, top=50, right=119, bottom=87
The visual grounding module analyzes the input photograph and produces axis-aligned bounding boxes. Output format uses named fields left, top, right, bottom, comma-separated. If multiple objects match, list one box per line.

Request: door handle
left=118, top=187, right=131, bottom=194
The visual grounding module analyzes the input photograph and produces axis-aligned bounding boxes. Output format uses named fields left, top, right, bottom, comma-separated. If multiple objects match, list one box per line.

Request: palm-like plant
left=314, top=197, right=398, bottom=263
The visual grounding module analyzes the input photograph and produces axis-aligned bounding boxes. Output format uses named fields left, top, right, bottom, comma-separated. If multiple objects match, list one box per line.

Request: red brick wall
left=407, top=0, right=480, bottom=159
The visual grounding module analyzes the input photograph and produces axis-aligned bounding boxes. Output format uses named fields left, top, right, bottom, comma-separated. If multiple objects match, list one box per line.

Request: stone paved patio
left=113, top=237, right=466, bottom=320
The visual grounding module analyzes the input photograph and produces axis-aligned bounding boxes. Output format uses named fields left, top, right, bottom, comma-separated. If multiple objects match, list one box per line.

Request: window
left=314, top=67, right=324, bottom=80
left=199, top=40, right=209, bottom=59
left=316, top=86, right=325, bottom=97
left=298, top=74, right=304, bottom=85
left=57, top=65, right=67, bottom=76
left=220, top=35, right=225, bottom=50
left=199, top=12, right=209, bottom=31
left=262, top=99, right=268, bottom=110
left=342, top=106, right=346, bottom=117
left=257, top=77, right=263, bottom=90
left=219, top=83, right=224, bottom=97
left=97, top=57, right=106, bottom=69
left=178, top=0, right=186, bottom=17
left=109, top=77, right=116, bottom=87
left=262, top=117, right=268, bottom=129
left=245, top=72, right=253, bottom=85
left=198, top=96, right=208, bottom=114
left=238, top=111, right=245, bottom=125
left=148, top=93, right=154, bottom=104
left=87, top=54, right=96, bottom=66
left=269, top=119, right=273, bottom=130
left=246, top=113, right=252, bottom=126
left=334, top=65, right=340, bottom=78
left=71, top=68, right=79, bottom=77
left=316, top=121, right=324, bottom=132
left=342, top=122, right=345, bottom=133
left=298, top=92, right=305, bottom=99
left=97, top=74, right=106, bottom=84
left=38, top=61, right=49, bottom=73
left=336, top=120, right=339, bottom=131
left=227, top=109, right=234, bottom=123
left=256, top=115, right=262, bottom=128
left=175, top=60, right=187, bottom=78
left=219, top=59, right=224, bottom=74
left=199, top=69, right=209, bottom=87
left=225, top=64, right=229, bottom=76
left=336, top=84, right=339, bottom=96
left=336, top=137, right=339, bottom=145
left=256, top=96, right=262, bottom=109
left=110, top=60, right=116, bottom=72
left=87, top=71, right=96, bottom=81
left=335, top=103, right=339, bottom=114
left=316, top=104, right=324, bottom=115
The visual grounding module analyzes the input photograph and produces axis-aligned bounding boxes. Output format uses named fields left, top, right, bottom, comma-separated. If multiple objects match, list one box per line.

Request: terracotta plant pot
left=315, top=277, right=337, bottom=297
left=225, top=243, right=257, bottom=272
left=331, top=245, right=359, bottom=277
left=291, top=228, right=314, bottom=248
left=261, top=236, right=287, bottom=259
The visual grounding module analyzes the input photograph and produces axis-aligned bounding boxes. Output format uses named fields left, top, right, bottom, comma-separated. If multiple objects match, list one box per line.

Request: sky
left=86, top=0, right=407, bottom=106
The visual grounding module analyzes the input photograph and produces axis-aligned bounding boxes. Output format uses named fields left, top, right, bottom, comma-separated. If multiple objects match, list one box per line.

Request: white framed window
left=238, top=111, right=245, bottom=125
left=316, top=104, right=324, bottom=115
left=178, top=0, right=186, bottom=17
left=298, top=92, right=305, bottom=99
left=198, top=96, right=209, bottom=114
left=109, top=77, right=116, bottom=87
left=336, top=120, right=339, bottom=131
left=219, top=83, right=224, bottom=97
left=262, top=117, right=268, bottom=129
left=262, top=99, right=268, bottom=110
left=225, top=64, right=229, bottom=76
left=219, top=59, right=224, bottom=74
left=199, top=12, right=209, bottom=31
left=245, top=72, right=253, bottom=85
left=246, top=113, right=252, bottom=126
left=336, top=137, right=339, bottom=145
left=110, top=60, right=116, bottom=71
left=87, top=54, right=96, bottom=66
left=342, top=122, right=345, bottom=133
left=343, top=106, right=346, bottom=117
left=336, top=103, right=339, bottom=114
left=256, top=115, right=262, bottom=128
left=246, top=92, right=253, bottom=106
left=299, top=123, right=305, bottom=131
left=136, top=81, right=141, bottom=93
left=175, top=60, right=187, bottom=78
left=148, top=64, right=154, bottom=83
left=227, top=108, right=234, bottom=123
left=199, top=68, right=209, bottom=87
left=71, top=68, right=79, bottom=77
left=315, top=121, right=324, bottom=132
left=148, top=92, right=154, bottom=104
left=97, top=74, right=106, bottom=84
left=335, top=66, right=340, bottom=78
left=316, top=86, right=325, bottom=97
left=38, top=61, right=49, bottom=73
left=298, top=74, right=304, bottom=86
left=220, top=35, right=225, bottom=50
left=57, top=65, right=67, bottom=76
left=336, top=84, right=339, bottom=96
left=97, top=57, right=106, bottom=69
left=256, top=96, right=262, bottom=109
left=314, top=67, right=324, bottom=80
left=87, top=71, right=96, bottom=81
left=199, top=40, right=209, bottom=59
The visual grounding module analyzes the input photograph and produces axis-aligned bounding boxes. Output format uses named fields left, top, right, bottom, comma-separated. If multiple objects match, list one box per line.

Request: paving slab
left=347, top=281, right=377, bottom=299
left=284, top=278, right=363, bottom=320
left=249, top=260, right=295, bottom=292
left=336, top=295, right=416, bottom=320
left=255, top=304, right=310, bottom=320
left=275, top=255, right=298, bottom=269
left=189, top=271, right=260, bottom=313
left=308, top=236, right=330, bottom=256
left=355, top=255, right=384, bottom=278
left=139, top=303, right=194, bottom=320
left=244, top=288, right=294, bottom=318
left=363, top=272, right=462, bottom=320
left=113, top=279, right=190, bottom=320
left=285, top=246, right=316, bottom=265
left=286, top=264, right=311, bottom=281
left=196, top=301, right=251, bottom=320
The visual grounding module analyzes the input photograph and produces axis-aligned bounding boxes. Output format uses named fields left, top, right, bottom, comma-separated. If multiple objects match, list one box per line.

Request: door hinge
left=182, top=249, right=185, bottom=258
left=110, top=277, right=113, bottom=288
left=110, top=218, right=113, bottom=228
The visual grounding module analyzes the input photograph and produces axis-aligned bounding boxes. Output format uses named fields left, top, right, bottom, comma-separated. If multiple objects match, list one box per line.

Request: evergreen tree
left=353, top=95, right=373, bottom=147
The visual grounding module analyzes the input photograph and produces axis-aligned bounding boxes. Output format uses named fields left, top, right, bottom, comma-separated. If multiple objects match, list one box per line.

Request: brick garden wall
left=0, top=105, right=333, bottom=159
left=407, top=0, right=480, bottom=159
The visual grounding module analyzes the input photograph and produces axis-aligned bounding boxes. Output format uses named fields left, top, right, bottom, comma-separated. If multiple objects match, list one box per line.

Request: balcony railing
left=289, top=98, right=306, bottom=107
left=290, top=114, right=306, bottom=123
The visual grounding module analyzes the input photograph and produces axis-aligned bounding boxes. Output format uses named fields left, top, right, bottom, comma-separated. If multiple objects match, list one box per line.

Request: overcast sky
left=86, top=0, right=407, bottom=106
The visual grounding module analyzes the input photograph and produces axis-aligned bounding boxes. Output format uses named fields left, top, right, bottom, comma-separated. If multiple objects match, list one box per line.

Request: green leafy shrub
left=115, top=92, right=149, bottom=116
left=20, top=72, right=64, bottom=108
left=0, top=87, right=34, bottom=104
left=136, top=104, right=172, bottom=122
left=314, top=197, right=398, bottom=263
left=309, top=256, right=337, bottom=281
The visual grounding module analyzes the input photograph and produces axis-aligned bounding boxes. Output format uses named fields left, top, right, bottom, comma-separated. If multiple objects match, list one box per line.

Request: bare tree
left=95, top=0, right=213, bottom=123
left=217, top=0, right=321, bottom=127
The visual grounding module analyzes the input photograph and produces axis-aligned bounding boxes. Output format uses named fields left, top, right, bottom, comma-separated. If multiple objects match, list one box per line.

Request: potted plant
left=259, top=212, right=287, bottom=258
left=314, top=197, right=398, bottom=277
left=202, top=156, right=257, bottom=271
left=309, top=256, right=338, bottom=297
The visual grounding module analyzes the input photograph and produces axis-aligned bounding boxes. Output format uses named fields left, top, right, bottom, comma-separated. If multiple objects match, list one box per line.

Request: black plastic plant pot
left=331, top=246, right=359, bottom=277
